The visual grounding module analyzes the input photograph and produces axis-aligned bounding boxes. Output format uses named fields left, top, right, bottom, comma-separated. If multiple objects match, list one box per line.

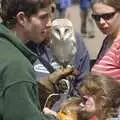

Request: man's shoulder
left=0, top=41, right=27, bottom=62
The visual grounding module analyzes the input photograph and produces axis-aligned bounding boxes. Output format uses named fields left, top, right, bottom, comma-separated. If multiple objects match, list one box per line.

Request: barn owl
left=49, top=19, right=77, bottom=67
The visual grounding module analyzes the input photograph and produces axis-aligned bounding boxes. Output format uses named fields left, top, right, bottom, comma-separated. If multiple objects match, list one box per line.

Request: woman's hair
left=91, top=0, right=120, bottom=38
left=1, top=0, right=53, bottom=27
left=79, top=72, right=120, bottom=119
left=91, top=0, right=120, bottom=11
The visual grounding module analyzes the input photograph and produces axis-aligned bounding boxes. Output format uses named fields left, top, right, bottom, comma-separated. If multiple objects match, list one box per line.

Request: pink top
left=92, top=37, right=120, bottom=80
left=89, top=115, right=97, bottom=120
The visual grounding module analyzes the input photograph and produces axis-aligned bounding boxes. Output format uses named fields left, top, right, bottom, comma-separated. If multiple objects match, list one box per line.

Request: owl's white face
left=52, top=25, right=72, bottom=41
left=50, top=19, right=77, bottom=66
left=52, top=19, right=73, bottom=41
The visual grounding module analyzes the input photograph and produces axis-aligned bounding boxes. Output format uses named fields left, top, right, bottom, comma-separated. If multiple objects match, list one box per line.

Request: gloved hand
left=38, top=66, right=73, bottom=91
left=38, top=67, right=74, bottom=110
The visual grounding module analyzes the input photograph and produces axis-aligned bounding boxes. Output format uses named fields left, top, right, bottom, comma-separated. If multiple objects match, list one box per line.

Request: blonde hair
left=58, top=97, right=81, bottom=120
left=58, top=97, right=95, bottom=120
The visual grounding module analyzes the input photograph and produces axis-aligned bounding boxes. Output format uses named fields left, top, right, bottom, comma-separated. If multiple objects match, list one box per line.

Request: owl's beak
left=60, top=36, right=64, bottom=41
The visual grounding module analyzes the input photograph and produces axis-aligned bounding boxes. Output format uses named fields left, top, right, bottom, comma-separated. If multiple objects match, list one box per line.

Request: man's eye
left=39, top=14, right=49, bottom=19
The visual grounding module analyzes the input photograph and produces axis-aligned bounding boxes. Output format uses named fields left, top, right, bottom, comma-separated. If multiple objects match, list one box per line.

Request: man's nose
left=46, top=17, right=52, bottom=28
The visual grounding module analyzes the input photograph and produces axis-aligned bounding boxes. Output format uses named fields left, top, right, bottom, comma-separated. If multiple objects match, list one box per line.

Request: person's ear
left=51, top=4, right=56, bottom=14
left=16, top=12, right=27, bottom=26
left=51, top=3, right=56, bottom=19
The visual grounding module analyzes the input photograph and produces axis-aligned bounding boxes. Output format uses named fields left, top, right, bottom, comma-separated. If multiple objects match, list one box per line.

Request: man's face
left=24, top=7, right=52, bottom=43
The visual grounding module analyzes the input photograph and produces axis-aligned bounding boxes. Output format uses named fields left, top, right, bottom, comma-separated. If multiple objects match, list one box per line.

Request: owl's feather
left=49, top=19, right=77, bottom=67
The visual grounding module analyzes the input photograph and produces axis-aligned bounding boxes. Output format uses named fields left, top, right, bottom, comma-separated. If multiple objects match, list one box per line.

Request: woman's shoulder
left=112, top=36, right=120, bottom=49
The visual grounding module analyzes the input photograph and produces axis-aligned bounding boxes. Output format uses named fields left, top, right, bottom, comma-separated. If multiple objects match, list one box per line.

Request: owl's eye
left=65, top=29, right=69, bottom=33
left=55, top=29, right=60, bottom=34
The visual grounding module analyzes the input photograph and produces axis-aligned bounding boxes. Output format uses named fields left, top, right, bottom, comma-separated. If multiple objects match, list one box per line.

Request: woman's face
left=92, top=3, right=118, bottom=35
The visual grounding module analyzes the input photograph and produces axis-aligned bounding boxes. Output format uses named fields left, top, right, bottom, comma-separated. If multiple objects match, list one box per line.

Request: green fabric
left=0, top=23, right=52, bottom=120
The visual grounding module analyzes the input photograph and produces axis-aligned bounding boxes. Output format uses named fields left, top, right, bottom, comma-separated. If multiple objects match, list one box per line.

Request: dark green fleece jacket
left=0, top=23, right=53, bottom=120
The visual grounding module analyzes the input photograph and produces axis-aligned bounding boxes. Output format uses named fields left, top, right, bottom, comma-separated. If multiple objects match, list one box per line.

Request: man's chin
left=41, top=38, right=51, bottom=45
left=41, top=33, right=51, bottom=44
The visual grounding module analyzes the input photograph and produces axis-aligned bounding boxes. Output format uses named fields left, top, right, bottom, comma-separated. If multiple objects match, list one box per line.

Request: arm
left=38, top=67, right=73, bottom=109
left=4, top=82, right=53, bottom=120
left=2, top=59, right=52, bottom=120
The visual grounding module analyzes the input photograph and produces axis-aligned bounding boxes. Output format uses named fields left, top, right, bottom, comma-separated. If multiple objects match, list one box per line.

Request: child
left=78, top=72, right=120, bottom=120
left=58, top=97, right=96, bottom=120
left=44, top=96, right=97, bottom=120
left=44, top=73, right=120, bottom=120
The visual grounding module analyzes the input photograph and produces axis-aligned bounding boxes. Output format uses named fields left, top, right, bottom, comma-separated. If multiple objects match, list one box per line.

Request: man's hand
left=38, top=66, right=73, bottom=90
left=38, top=67, right=74, bottom=110
left=48, top=66, right=73, bottom=84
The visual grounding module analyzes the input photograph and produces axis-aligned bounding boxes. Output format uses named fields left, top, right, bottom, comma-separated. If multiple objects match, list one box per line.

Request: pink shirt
left=89, top=115, right=97, bottom=120
left=92, top=37, right=120, bottom=80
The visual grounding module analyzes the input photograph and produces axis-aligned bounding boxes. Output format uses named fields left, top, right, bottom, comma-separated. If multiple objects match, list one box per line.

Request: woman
left=91, top=0, right=120, bottom=81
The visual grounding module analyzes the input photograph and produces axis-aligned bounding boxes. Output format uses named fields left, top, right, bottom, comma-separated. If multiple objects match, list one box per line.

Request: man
left=26, top=0, right=90, bottom=84
left=26, top=3, right=90, bottom=111
left=0, top=0, right=73, bottom=119
left=27, top=33, right=90, bottom=83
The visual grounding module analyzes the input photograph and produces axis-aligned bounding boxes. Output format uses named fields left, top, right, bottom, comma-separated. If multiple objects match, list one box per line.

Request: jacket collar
left=0, top=23, right=37, bottom=64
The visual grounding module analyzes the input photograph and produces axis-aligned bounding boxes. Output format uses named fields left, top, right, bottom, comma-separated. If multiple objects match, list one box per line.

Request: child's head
left=57, top=97, right=95, bottom=120
left=78, top=72, right=120, bottom=119
left=58, top=97, right=80, bottom=120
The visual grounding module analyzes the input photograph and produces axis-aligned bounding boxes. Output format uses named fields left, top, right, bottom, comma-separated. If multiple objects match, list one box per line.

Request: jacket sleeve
left=4, top=82, right=53, bottom=120
left=1, top=58, right=53, bottom=120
